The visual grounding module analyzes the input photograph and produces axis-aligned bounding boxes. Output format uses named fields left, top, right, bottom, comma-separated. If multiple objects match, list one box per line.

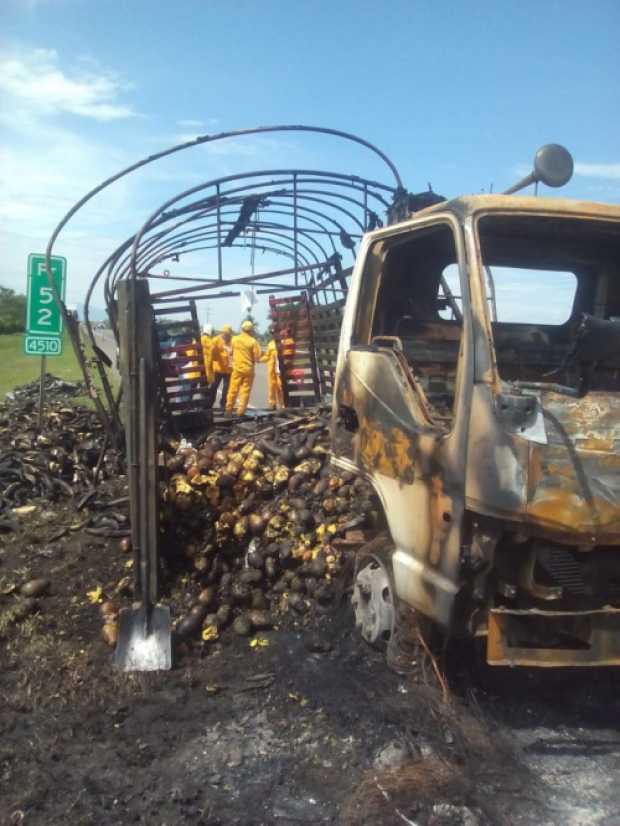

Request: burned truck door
left=332, top=217, right=474, bottom=626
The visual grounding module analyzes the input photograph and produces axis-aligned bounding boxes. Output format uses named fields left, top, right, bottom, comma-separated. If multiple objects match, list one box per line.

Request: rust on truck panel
left=358, top=414, right=416, bottom=483
left=342, top=347, right=463, bottom=590
left=525, top=391, right=620, bottom=540
left=464, top=382, right=620, bottom=541
left=541, top=391, right=620, bottom=446
left=355, top=411, right=455, bottom=568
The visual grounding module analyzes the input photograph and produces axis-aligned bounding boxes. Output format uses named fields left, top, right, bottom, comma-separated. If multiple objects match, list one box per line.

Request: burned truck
left=45, top=127, right=620, bottom=669
left=337, top=188, right=620, bottom=667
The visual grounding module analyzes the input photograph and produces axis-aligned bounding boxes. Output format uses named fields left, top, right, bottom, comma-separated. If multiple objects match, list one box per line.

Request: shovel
left=114, top=355, right=171, bottom=670
left=114, top=602, right=171, bottom=671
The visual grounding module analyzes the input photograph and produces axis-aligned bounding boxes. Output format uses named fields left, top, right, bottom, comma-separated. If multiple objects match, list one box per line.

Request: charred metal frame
left=40, top=125, right=407, bottom=670
left=43, top=126, right=405, bottom=438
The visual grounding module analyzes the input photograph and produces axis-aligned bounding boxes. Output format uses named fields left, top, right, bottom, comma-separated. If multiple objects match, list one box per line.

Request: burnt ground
left=2, top=500, right=620, bottom=826
left=1, top=395, right=619, bottom=824
left=456, top=659, right=620, bottom=826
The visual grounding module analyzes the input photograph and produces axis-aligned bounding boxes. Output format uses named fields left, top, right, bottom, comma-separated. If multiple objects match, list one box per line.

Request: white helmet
left=203, top=323, right=213, bottom=336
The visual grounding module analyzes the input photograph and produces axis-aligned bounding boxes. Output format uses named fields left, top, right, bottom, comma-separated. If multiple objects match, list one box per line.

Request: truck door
left=331, top=218, right=473, bottom=626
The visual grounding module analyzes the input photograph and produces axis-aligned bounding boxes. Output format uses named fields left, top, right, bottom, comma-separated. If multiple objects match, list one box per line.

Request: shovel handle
left=138, top=357, right=153, bottom=633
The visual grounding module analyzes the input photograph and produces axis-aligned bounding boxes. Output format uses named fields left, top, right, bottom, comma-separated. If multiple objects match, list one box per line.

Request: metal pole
left=293, top=173, right=298, bottom=287
left=38, top=355, right=46, bottom=430
left=216, top=183, right=223, bottom=281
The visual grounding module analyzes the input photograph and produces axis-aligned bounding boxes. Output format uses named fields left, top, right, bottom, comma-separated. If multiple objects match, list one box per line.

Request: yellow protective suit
left=261, top=339, right=284, bottom=410
left=210, top=335, right=232, bottom=376
left=200, top=334, right=214, bottom=383
left=226, top=331, right=262, bottom=415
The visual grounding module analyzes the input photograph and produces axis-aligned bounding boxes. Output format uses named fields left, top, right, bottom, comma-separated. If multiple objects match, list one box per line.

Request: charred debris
left=0, top=376, right=377, bottom=658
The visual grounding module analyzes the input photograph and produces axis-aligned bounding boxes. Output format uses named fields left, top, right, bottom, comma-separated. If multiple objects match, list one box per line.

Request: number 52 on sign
left=24, top=254, right=67, bottom=357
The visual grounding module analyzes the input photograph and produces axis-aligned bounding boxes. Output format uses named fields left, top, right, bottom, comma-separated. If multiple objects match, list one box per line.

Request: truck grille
left=537, top=546, right=585, bottom=596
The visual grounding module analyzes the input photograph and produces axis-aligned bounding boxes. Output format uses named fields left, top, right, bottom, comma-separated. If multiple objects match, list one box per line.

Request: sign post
left=38, top=356, right=47, bottom=430
left=23, top=254, right=67, bottom=428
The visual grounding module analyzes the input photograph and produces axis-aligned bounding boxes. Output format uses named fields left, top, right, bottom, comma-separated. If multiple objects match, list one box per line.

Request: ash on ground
left=1, top=380, right=619, bottom=825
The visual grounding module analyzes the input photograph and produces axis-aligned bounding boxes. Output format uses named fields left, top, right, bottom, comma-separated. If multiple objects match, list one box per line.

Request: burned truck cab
left=332, top=193, right=620, bottom=666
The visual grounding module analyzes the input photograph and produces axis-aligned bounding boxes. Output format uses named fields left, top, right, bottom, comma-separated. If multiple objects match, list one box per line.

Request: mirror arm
left=503, top=171, right=536, bottom=195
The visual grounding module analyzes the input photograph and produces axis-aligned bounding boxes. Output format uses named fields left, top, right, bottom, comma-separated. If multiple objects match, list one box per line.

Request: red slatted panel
left=154, top=301, right=211, bottom=430
left=269, top=293, right=320, bottom=406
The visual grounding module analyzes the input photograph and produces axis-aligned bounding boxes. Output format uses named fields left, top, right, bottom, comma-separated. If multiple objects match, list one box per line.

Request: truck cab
left=332, top=194, right=620, bottom=666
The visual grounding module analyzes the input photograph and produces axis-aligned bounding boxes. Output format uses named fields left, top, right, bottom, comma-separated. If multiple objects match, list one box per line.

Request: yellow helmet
left=241, top=320, right=254, bottom=332
left=221, top=324, right=233, bottom=334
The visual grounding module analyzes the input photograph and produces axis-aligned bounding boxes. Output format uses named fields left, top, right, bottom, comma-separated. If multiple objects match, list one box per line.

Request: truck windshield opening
left=478, top=214, right=620, bottom=393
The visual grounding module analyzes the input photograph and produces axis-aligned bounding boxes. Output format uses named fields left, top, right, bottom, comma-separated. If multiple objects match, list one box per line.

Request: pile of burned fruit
left=156, top=415, right=377, bottom=644
left=0, top=375, right=123, bottom=527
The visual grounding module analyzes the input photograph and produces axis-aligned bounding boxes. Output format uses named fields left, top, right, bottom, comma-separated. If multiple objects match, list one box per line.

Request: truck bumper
left=487, top=606, right=620, bottom=667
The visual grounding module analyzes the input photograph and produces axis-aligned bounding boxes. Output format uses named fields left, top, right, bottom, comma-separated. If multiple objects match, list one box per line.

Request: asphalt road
left=91, top=327, right=269, bottom=409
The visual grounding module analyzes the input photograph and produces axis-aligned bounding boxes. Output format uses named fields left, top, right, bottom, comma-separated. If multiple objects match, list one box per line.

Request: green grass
left=0, top=332, right=119, bottom=403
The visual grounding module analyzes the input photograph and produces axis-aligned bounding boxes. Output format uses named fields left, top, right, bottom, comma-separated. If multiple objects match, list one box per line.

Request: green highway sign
left=24, top=254, right=67, bottom=357
left=24, top=335, right=64, bottom=356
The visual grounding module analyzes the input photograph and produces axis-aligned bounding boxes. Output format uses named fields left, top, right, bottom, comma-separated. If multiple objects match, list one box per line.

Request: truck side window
left=368, top=223, right=463, bottom=424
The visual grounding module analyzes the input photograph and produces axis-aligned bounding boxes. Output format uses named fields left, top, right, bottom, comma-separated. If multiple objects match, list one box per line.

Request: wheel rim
left=352, top=558, right=394, bottom=646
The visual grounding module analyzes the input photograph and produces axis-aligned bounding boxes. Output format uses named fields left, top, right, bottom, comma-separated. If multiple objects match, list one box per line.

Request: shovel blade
left=113, top=604, right=172, bottom=671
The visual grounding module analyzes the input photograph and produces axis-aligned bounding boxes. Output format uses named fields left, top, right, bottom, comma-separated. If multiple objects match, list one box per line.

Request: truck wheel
left=351, top=556, right=395, bottom=649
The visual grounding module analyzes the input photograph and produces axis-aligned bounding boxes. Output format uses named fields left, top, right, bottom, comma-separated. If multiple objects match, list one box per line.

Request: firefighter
left=226, top=320, right=262, bottom=416
left=209, top=324, right=233, bottom=409
left=200, top=323, right=215, bottom=384
left=261, top=333, right=284, bottom=410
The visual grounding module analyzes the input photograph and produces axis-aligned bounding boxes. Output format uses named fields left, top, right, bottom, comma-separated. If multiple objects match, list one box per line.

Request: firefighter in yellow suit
left=261, top=337, right=284, bottom=410
left=200, top=323, right=215, bottom=384
left=226, top=320, right=262, bottom=416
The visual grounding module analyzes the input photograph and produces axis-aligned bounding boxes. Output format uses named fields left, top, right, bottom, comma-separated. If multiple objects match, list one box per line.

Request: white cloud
left=0, top=124, right=144, bottom=306
left=0, top=48, right=136, bottom=121
left=176, top=118, right=220, bottom=129
left=0, top=132, right=133, bottom=231
left=0, top=45, right=142, bottom=303
left=167, top=132, right=297, bottom=160
left=0, top=49, right=305, bottom=311
left=514, top=160, right=620, bottom=184
left=6, top=0, right=55, bottom=8
left=574, top=162, right=620, bottom=181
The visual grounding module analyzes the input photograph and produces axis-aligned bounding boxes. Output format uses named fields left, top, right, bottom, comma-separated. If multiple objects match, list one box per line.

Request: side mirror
left=533, top=144, right=574, bottom=188
left=504, top=143, right=574, bottom=194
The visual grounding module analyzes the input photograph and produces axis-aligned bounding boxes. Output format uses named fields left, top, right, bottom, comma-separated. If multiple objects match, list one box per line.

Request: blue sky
left=1, top=0, right=619, bottom=328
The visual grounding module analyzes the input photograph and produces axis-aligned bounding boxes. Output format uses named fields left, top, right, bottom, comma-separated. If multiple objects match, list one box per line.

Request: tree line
left=0, top=286, right=27, bottom=334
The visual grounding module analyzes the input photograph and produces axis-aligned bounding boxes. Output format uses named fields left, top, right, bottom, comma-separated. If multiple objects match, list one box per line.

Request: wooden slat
left=309, top=295, right=344, bottom=398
